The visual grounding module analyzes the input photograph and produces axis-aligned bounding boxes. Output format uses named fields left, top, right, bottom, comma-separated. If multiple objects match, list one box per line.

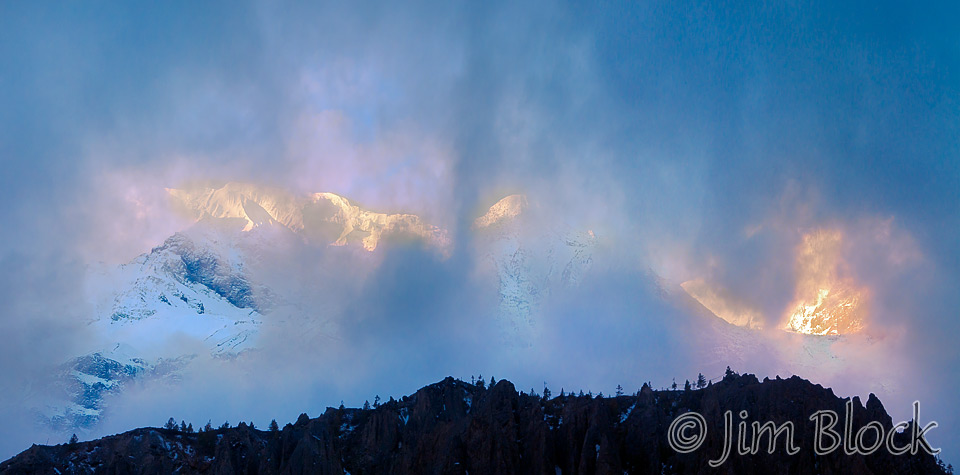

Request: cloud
left=1, top=0, right=958, bottom=461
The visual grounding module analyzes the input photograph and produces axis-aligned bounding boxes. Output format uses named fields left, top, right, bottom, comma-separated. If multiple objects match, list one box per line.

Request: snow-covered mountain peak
left=307, top=191, right=450, bottom=254
left=168, top=183, right=303, bottom=232
left=168, top=183, right=450, bottom=255
left=473, top=194, right=528, bottom=229
left=472, top=194, right=596, bottom=346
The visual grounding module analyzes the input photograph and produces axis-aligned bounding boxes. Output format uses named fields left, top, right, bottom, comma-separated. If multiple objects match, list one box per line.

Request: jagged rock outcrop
left=2, top=375, right=947, bottom=474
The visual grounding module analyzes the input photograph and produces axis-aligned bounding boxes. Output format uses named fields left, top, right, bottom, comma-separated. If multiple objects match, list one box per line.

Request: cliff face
left=1, top=375, right=947, bottom=475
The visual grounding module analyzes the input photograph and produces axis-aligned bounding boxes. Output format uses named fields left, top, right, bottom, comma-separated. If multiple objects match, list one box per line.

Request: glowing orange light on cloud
left=784, top=229, right=868, bottom=335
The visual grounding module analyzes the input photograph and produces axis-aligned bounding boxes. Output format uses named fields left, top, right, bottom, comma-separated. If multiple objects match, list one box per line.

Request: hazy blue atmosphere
left=1, top=0, right=958, bottom=463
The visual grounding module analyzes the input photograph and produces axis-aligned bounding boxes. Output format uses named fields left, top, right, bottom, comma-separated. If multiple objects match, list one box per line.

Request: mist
left=1, top=0, right=958, bottom=463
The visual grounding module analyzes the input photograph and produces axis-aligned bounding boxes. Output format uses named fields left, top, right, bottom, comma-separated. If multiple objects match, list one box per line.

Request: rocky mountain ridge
left=169, top=183, right=451, bottom=255
left=3, top=374, right=948, bottom=474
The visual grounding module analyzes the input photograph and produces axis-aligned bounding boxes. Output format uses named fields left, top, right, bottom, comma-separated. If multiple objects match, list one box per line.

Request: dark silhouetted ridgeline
left=0, top=374, right=949, bottom=474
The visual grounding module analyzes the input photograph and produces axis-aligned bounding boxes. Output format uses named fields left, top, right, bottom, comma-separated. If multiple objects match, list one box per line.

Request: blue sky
left=1, top=0, right=958, bottom=461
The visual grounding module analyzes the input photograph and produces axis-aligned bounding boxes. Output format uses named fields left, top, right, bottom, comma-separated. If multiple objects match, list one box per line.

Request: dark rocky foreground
left=1, top=374, right=949, bottom=474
